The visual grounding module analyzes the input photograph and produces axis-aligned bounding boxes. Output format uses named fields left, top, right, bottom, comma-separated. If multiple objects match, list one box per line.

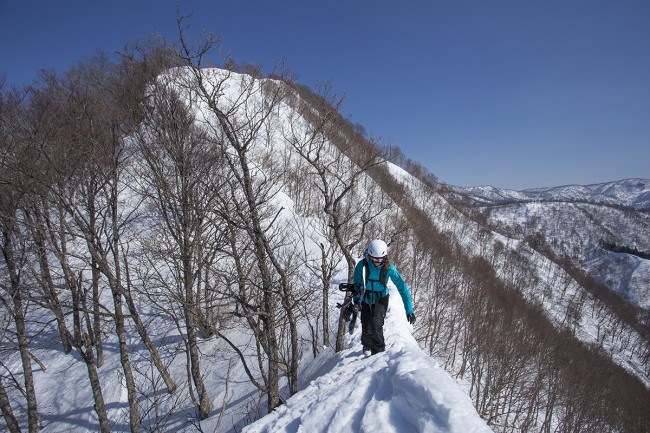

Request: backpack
left=362, top=258, right=388, bottom=287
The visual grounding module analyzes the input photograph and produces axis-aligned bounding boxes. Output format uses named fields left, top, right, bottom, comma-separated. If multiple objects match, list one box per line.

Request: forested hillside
left=1, top=32, right=649, bottom=433
left=448, top=180, right=650, bottom=314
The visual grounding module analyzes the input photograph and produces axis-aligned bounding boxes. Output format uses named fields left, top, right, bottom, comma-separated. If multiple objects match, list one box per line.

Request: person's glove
left=406, top=313, right=416, bottom=325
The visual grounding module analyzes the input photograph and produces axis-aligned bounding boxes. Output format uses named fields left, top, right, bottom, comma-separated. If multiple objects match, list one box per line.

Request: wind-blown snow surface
left=244, top=287, right=492, bottom=433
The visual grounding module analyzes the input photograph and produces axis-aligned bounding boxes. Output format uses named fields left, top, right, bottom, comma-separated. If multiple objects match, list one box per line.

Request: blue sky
left=1, top=0, right=648, bottom=189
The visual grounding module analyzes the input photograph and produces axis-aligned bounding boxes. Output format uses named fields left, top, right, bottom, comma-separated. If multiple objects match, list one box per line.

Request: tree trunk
left=110, top=184, right=140, bottom=433
left=263, top=284, right=281, bottom=411
left=0, top=376, right=21, bottom=433
left=69, top=260, right=110, bottom=433
left=90, top=258, right=104, bottom=366
left=121, top=288, right=177, bottom=393
left=320, top=243, right=330, bottom=348
left=2, top=225, right=39, bottom=433
left=242, top=159, right=281, bottom=411
left=335, top=295, right=350, bottom=352
left=334, top=219, right=356, bottom=352
left=183, top=262, right=210, bottom=418
left=112, top=290, right=140, bottom=432
left=13, top=277, right=39, bottom=433
left=26, top=207, right=73, bottom=354
left=79, top=334, right=111, bottom=433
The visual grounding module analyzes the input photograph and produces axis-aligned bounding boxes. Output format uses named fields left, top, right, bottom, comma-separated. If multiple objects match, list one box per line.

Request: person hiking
left=353, top=239, right=415, bottom=355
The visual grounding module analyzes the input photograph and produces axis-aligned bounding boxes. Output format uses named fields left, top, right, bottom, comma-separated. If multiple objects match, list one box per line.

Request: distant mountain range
left=452, top=178, right=650, bottom=210
left=448, top=178, right=650, bottom=312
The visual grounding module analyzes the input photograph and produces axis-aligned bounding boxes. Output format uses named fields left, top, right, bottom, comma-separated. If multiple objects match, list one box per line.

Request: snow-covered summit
left=244, top=287, right=492, bottom=433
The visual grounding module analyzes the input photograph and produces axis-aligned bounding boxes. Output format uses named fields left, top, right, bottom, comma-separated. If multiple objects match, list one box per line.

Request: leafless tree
left=0, top=81, right=41, bottom=433
left=173, top=19, right=310, bottom=410
left=133, top=72, right=227, bottom=419
left=0, top=372, right=21, bottom=433
left=281, top=81, right=390, bottom=351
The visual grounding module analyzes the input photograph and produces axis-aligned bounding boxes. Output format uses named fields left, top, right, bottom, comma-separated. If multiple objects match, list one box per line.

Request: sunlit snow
left=244, top=286, right=492, bottom=433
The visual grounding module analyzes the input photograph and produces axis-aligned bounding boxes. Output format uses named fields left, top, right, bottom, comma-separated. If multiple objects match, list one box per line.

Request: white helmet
left=367, top=239, right=388, bottom=259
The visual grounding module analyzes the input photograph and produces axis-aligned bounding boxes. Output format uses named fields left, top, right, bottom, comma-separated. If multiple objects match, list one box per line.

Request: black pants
left=360, top=295, right=389, bottom=354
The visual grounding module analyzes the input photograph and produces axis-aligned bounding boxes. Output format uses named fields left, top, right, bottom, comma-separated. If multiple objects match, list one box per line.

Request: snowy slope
left=485, top=200, right=650, bottom=310
left=6, top=280, right=492, bottom=433
left=2, top=66, right=495, bottom=433
left=522, top=178, right=650, bottom=210
left=385, top=163, right=649, bottom=388
left=244, top=286, right=493, bottom=433
left=450, top=179, right=650, bottom=311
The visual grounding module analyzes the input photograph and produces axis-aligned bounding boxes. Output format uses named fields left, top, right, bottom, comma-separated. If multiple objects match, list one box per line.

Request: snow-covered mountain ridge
left=386, top=165, right=649, bottom=386
left=453, top=178, right=650, bottom=210
left=3, top=55, right=648, bottom=433
left=244, top=288, right=492, bottom=433
left=2, top=63, right=495, bottom=433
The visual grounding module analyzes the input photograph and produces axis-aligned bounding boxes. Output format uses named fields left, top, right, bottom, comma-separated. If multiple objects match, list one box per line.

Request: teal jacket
left=353, top=252, right=414, bottom=314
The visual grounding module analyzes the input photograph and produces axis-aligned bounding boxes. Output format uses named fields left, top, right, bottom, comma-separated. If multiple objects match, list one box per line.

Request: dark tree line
left=600, top=240, right=650, bottom=260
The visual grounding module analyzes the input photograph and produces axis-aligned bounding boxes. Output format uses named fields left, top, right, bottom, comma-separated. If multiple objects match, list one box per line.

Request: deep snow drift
left=244, top=286, right=492, bottom=433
